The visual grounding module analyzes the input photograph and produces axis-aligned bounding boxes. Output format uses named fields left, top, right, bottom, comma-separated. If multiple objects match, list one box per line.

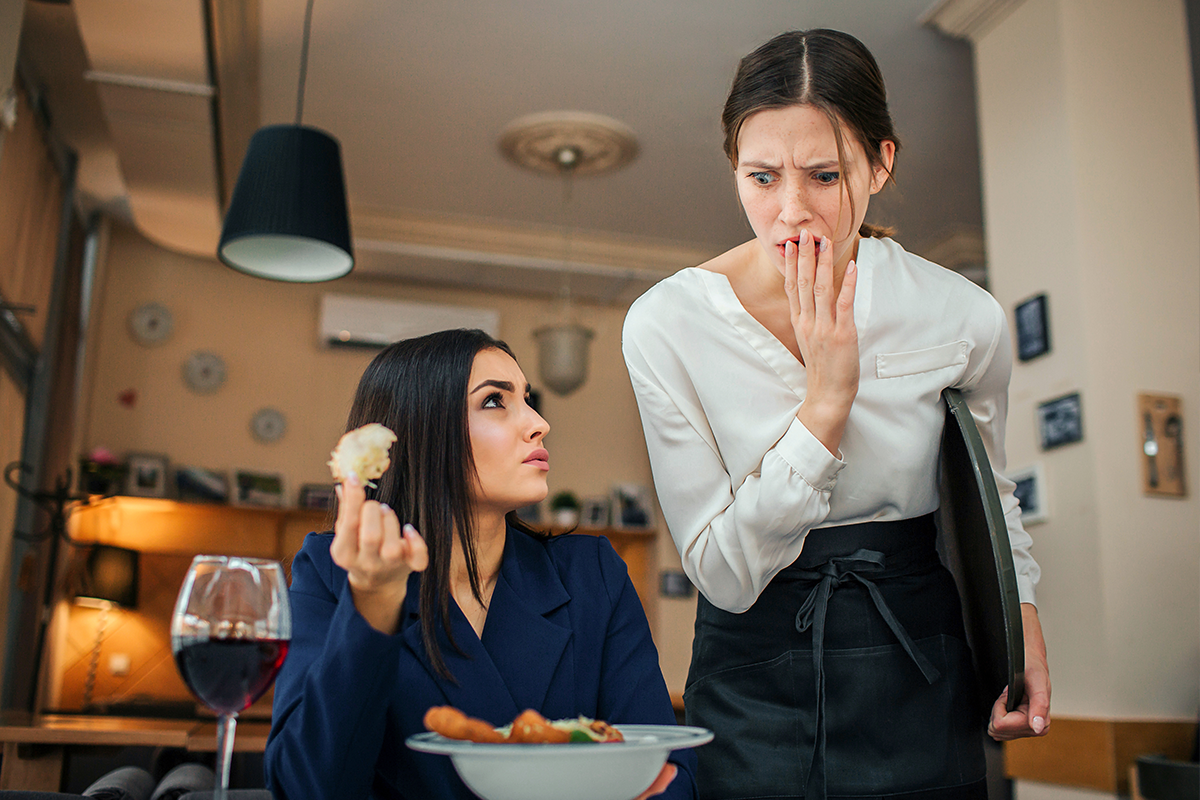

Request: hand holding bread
left=328, top=425, right=427, bottom=634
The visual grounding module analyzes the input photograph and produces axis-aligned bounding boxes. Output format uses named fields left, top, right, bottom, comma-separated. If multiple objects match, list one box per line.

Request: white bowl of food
left=407, top=724, right=712, bottom=800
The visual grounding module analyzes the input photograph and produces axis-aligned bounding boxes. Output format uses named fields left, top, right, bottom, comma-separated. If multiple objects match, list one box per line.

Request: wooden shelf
left=67, top=496, right=328, bottom=558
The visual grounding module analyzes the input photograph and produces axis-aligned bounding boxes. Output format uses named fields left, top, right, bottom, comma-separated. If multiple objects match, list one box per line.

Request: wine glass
left=171, top=556, right=291, bottom=800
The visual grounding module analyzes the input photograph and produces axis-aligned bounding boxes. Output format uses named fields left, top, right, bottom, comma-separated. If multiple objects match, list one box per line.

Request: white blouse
left=622, top=237, right=1039, bottom=613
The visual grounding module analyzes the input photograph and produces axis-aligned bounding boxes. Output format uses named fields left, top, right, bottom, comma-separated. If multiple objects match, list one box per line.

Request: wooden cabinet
left=52, top=498, right=329, bottom=713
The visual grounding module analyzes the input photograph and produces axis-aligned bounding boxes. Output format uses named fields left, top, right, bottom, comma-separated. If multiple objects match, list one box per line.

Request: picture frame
left=1014, top=293, right=1051, bottom=362
left=1037, top=392, right=1084, bottom=450
left=174, top=466, right=229, bottom=504
left=1138, top=392, right=1187, bottom=498
left=610, top=483, right=654, bottom=530
left=299, top=483, right=337, bottom=511
left=580, top=497, right=610, bottom=529
left=1006, top=464, right=1048, bottom=526
left=233, top=469, right=285, bottom=508
left=124, top=453, right=169, bottom=498
left=79, top=457, right=127, bottom=497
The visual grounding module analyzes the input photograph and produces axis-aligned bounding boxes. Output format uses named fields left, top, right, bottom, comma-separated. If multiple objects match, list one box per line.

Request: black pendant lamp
left=217, top=0, right=353, bottom=282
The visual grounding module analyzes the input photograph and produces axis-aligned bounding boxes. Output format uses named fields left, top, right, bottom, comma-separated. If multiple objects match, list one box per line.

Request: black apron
left=683, top=514, right=987, bottom=800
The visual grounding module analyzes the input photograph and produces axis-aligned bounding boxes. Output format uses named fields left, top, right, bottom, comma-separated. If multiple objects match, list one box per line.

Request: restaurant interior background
left=1, top=0, right=1198, bottom=796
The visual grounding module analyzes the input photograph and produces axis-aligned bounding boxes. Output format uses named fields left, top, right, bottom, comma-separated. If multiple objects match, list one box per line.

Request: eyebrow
left=469, top=379, right=533, bottom=395
left=738, top=159, right=840, bottom=171
left=470, top=379, right=515, bottom=394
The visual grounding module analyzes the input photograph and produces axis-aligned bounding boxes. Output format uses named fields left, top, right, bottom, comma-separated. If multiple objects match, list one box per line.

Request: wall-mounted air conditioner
left=319, top=294, right=500, bottom=348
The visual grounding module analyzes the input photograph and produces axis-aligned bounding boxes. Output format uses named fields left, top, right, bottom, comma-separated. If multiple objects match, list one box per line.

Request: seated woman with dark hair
left=264, top=328, right=695, bottom=800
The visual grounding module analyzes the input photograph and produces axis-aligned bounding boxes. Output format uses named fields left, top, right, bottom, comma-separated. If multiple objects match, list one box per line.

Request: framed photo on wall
left=174, top=466, right=229, bottom=504
left=611, top=484, right=654, bottom=530
left=1006, top=464, right=1047, bottom=526
left=233, top=470, right=285, bottom=508
left=580, top=497, right=610, bottom=528
left=125, top=453, right=169, bottom=498
left=1014, top=293, right=1051, bottom=362
left=1037, top=392, right=1083, bottom=450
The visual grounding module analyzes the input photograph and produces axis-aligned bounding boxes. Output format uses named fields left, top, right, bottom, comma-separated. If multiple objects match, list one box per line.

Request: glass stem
left=214, top=712, right=238, bottom=800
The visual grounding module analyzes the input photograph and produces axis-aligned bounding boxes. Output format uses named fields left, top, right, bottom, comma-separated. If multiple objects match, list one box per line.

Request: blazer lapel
left=481, top=530, right=572, bottom=713
left=400, top=579, right=521, bottom=726
left=399, top=528, right=572, bottom=724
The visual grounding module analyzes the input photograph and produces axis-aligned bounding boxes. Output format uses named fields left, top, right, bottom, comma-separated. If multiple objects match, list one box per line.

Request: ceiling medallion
left=498, top=111, right=639, bottom=177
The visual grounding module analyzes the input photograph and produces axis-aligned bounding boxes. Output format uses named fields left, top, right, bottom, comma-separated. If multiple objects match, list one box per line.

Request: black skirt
left=683, top=515, right=987, bottom=800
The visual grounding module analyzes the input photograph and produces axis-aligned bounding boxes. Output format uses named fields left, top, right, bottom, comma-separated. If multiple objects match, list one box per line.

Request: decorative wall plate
left=250, top=407, right=287, bottom=443
left=183, top=351, right=226, bottom=394
left=128, top=302, right=174, bottom=346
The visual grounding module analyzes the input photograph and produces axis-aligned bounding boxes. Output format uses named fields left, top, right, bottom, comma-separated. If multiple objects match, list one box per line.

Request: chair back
left=1135, top=755, right=1200, bottom=800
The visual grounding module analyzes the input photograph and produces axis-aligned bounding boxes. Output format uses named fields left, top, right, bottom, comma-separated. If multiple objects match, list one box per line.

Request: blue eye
left=748, top=171, right=776, bottom=186
left=814, top=171, right=839, bottom=185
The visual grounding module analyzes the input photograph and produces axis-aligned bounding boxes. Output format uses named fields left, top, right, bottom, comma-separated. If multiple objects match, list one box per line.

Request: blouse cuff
left=1016, top=575, right=1038, bottom=607
left=776, top=416, right=845, bottom=492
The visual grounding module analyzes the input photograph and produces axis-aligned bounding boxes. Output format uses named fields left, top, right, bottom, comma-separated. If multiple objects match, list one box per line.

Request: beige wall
left=81, top=222, right=695, bottom=694
left=976, top=0, right=1199, bottom=728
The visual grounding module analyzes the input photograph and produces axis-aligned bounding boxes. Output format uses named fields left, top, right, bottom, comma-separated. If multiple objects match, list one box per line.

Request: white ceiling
left=17, top=0, right=986, bottom=304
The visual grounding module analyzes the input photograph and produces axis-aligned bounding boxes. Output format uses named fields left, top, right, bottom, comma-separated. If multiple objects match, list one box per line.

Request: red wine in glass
left=173, top=637, right=289, bottom=715
left=172, top=556, right=291, bottom=800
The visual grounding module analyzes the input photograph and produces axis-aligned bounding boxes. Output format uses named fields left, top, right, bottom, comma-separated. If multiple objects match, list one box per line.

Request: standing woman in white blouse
left=622, top=29, right=1050, bottom=800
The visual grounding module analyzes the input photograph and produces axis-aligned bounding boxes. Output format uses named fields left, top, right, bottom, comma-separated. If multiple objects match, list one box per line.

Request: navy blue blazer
left=265, top=526, right=698, bottom=800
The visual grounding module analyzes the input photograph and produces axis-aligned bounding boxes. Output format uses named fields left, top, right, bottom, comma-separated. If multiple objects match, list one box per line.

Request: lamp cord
left=295, top=0, right=316, bottom=126
left=82, top=604, right=109, bottom=710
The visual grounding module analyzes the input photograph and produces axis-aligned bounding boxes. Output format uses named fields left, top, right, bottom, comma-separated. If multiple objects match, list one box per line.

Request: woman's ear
left=870, top=140, right=897, bottom=194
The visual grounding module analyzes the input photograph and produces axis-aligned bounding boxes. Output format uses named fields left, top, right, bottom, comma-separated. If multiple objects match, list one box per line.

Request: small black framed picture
left=233, top=470, right=285, bottom=508
left=611, top=484, right=654, bottom=529
left=580, top=497, right=610, bottom=528
left=1014, top=293, right=1051, bottom=362
left=1007, top=464, right=1048, bottom=525
left=125, top=453, right=169, bottom=498
left=1037, top=392, right=1083, bottom=450
left=174, top=466, right=229, bottom=504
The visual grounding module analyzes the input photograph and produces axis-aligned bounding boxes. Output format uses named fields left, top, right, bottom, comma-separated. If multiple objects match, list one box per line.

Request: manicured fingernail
left=785, top=239, right=796, bottom=254
left=1032, top=716, right=1045, bottom=733
left=380, top=502, right=391, bottom=512
left=799, top=229, right=810, bottom=245
left=819, top=236, right=829, bottom=253
left=402, top=524, right=417, bottom=537
left=347, top=471, right=360, bottom=487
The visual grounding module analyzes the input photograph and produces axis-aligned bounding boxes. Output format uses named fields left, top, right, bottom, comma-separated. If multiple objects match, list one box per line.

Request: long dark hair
left=341, top=328, right=542, bottom=679
left=722, top=29, right=901, bottom=238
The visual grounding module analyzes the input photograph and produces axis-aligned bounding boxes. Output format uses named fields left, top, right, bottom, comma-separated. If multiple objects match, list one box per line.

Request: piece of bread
left=327, top=423, right=397, bottom=486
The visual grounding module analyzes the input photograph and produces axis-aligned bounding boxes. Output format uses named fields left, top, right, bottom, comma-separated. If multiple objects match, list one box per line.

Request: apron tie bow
left=793, top=547, right=941, bottom=800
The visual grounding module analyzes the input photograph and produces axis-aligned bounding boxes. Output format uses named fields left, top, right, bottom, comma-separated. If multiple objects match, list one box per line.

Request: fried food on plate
left=328, top=423, right=397, bottom=486
left=423, top=706, right=623, bottom=744
left=424, top=706, right=507, bottom=743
